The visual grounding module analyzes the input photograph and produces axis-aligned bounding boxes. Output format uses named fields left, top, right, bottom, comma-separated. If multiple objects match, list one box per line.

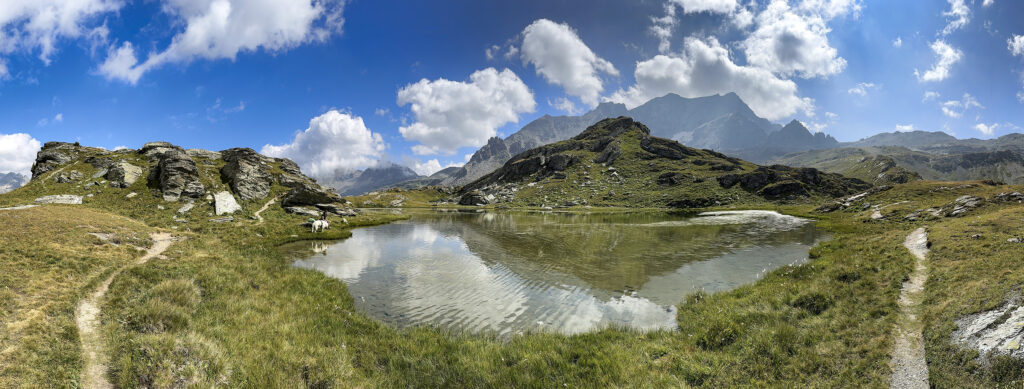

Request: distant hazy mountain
left=0, top=172, right=27, bottom=194
left=320, top=162, right=422, bottom=196
left=843, top=130, right=959, bottom=149
left=434, top=92, right=835, bottom=187
left=774, top=142, right=1024, bottom=185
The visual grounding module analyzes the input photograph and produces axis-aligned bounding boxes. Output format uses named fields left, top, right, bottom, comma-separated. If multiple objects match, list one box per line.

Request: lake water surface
left=281, top=210, right=827, bottom=335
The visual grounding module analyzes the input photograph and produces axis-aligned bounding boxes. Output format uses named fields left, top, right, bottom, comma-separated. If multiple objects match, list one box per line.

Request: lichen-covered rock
left=34, top=195, right=83, bottom=204
left=148, top=148, right=205, bottom=201
left=213, top=191, right=242, bottom=215
left=220, top=148, right=273, bottom=201
left=106, top=161, right=143, bottom=188
left=953, top=297, right=1024, bottom=361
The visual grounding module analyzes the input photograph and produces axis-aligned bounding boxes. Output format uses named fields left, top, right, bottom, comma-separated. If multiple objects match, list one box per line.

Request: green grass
left=0, top=206, right=153, bottom=388
left=2, top=156, right=1023, bottom=387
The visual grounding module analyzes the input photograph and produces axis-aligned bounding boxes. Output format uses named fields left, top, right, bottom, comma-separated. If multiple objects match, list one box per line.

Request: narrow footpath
left=889, top=227, right=930, bottom=389
left=76, top=233, right=176, bottom=389
left=254, top=195, right=279, bottom=224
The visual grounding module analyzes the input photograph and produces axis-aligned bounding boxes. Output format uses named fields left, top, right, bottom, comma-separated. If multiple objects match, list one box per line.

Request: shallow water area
left=282, top=209, right=827, bottom=335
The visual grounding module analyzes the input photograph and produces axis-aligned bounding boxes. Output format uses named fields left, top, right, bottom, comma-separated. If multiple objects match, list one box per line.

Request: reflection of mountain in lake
left=285, top=210, right=825, bottom=335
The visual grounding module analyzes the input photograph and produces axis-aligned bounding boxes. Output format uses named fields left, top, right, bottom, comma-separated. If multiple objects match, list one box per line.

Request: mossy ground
left=1, top=172, right=1022, bottom=386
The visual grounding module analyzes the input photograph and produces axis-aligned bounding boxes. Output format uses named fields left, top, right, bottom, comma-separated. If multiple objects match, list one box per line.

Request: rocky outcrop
left=213, top=191, right=242, bottom=215
left=146, top=147, right=205, bottom=202
left=946, top=195, right=983, bottom=217
left=140, top=141, right=182, bottom=157
left=105, top=161, right=143, bottom=188
left=953, top=296, right=1024, bottom=361
left=220, top=148, right=273, bottom=201
left=55, top=170, right=83, bottom=183
left=186, top=149, right=222, bottom=160
left=281, top=182, right=344, bottom=207
left=31, top=142, right=76, bottom=178
left=717, top=165, right=869, bottom=200
left=34, top=195, right=83, bottom=204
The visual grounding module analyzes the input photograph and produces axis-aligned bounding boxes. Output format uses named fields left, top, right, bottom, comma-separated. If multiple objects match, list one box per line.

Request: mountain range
left=774, top=131, right=1024, bottom=185
left=0, top=172, right=27, bottom=194
left=324, top=93, right=839, bottom=195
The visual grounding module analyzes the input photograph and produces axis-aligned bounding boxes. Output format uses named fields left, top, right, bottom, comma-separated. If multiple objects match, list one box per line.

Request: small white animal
left=311, top=219, right=330, bottom=233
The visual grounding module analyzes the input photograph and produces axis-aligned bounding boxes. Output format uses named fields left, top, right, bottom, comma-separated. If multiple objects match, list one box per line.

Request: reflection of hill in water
left=281, top=210, right=825, bottom=335
left=422, top=211, right=823, bottom=298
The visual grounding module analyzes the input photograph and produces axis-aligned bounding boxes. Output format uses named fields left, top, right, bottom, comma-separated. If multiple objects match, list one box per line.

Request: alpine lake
left=279, top=209, right=828, bottom=336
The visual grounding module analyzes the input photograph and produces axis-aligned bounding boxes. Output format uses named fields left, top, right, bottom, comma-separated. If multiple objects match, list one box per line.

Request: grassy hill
left=459, top=117, right=869, bottom=208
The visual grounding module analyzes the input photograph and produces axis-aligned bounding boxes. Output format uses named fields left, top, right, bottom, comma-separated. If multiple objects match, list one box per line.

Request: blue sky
left=1, top=0, right=1022, bottom=178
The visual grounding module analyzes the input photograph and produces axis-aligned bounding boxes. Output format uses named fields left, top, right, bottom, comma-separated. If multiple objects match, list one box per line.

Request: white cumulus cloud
left=941, top=0, right=970, bottom=36
left=893, top=37, right=902, bottom=48
left=923, top=91, right=941, bottom=101
left=670, top=0, right=739, bottom=14
left=847, top=82, right=877, bottom=96
left=520, top=19, right=618, bottom=107
left=740, top=0, right=850, bottom=79
left=895, top=124, right=915, bottom=132
left=261, top=110, right=386, bottom=178
left=410, top=159, right=462, bottom=176
left=0, top=0, right=120, bottom=75
left=608, top=36, right=812, bottom=121
left=397, top=67, right=535, bottom=156
left=0, top=133, right=42, bottom=177
left=98, top=0, right=345, bottom=84
left=915, top=40, right=962, bottom=82
left=940, top=93, right=982, bottom=118
left=1009, top=35, right=1024, bottom=57
left=973, top=123, right=997, bottom=136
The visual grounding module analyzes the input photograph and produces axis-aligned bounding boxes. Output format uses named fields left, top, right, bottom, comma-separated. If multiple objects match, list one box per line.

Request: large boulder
left=148, top=148, right=205, bottom=202
left=459, top=190, right=490, bottom=206
left=281, top=182, right=344, bottom=207
left=106, top=161, right=143, bottom=188
left=220, top=148, right=273, bottom=201
left=214, top=191, right=242, bottom=215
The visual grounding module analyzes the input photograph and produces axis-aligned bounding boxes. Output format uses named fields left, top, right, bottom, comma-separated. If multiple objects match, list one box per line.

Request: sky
left=1, top=0, right=1023, bottom=180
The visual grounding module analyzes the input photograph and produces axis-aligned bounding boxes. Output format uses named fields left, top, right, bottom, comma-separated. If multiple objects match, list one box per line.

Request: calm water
left=282, top=210, right=827, bottom=335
